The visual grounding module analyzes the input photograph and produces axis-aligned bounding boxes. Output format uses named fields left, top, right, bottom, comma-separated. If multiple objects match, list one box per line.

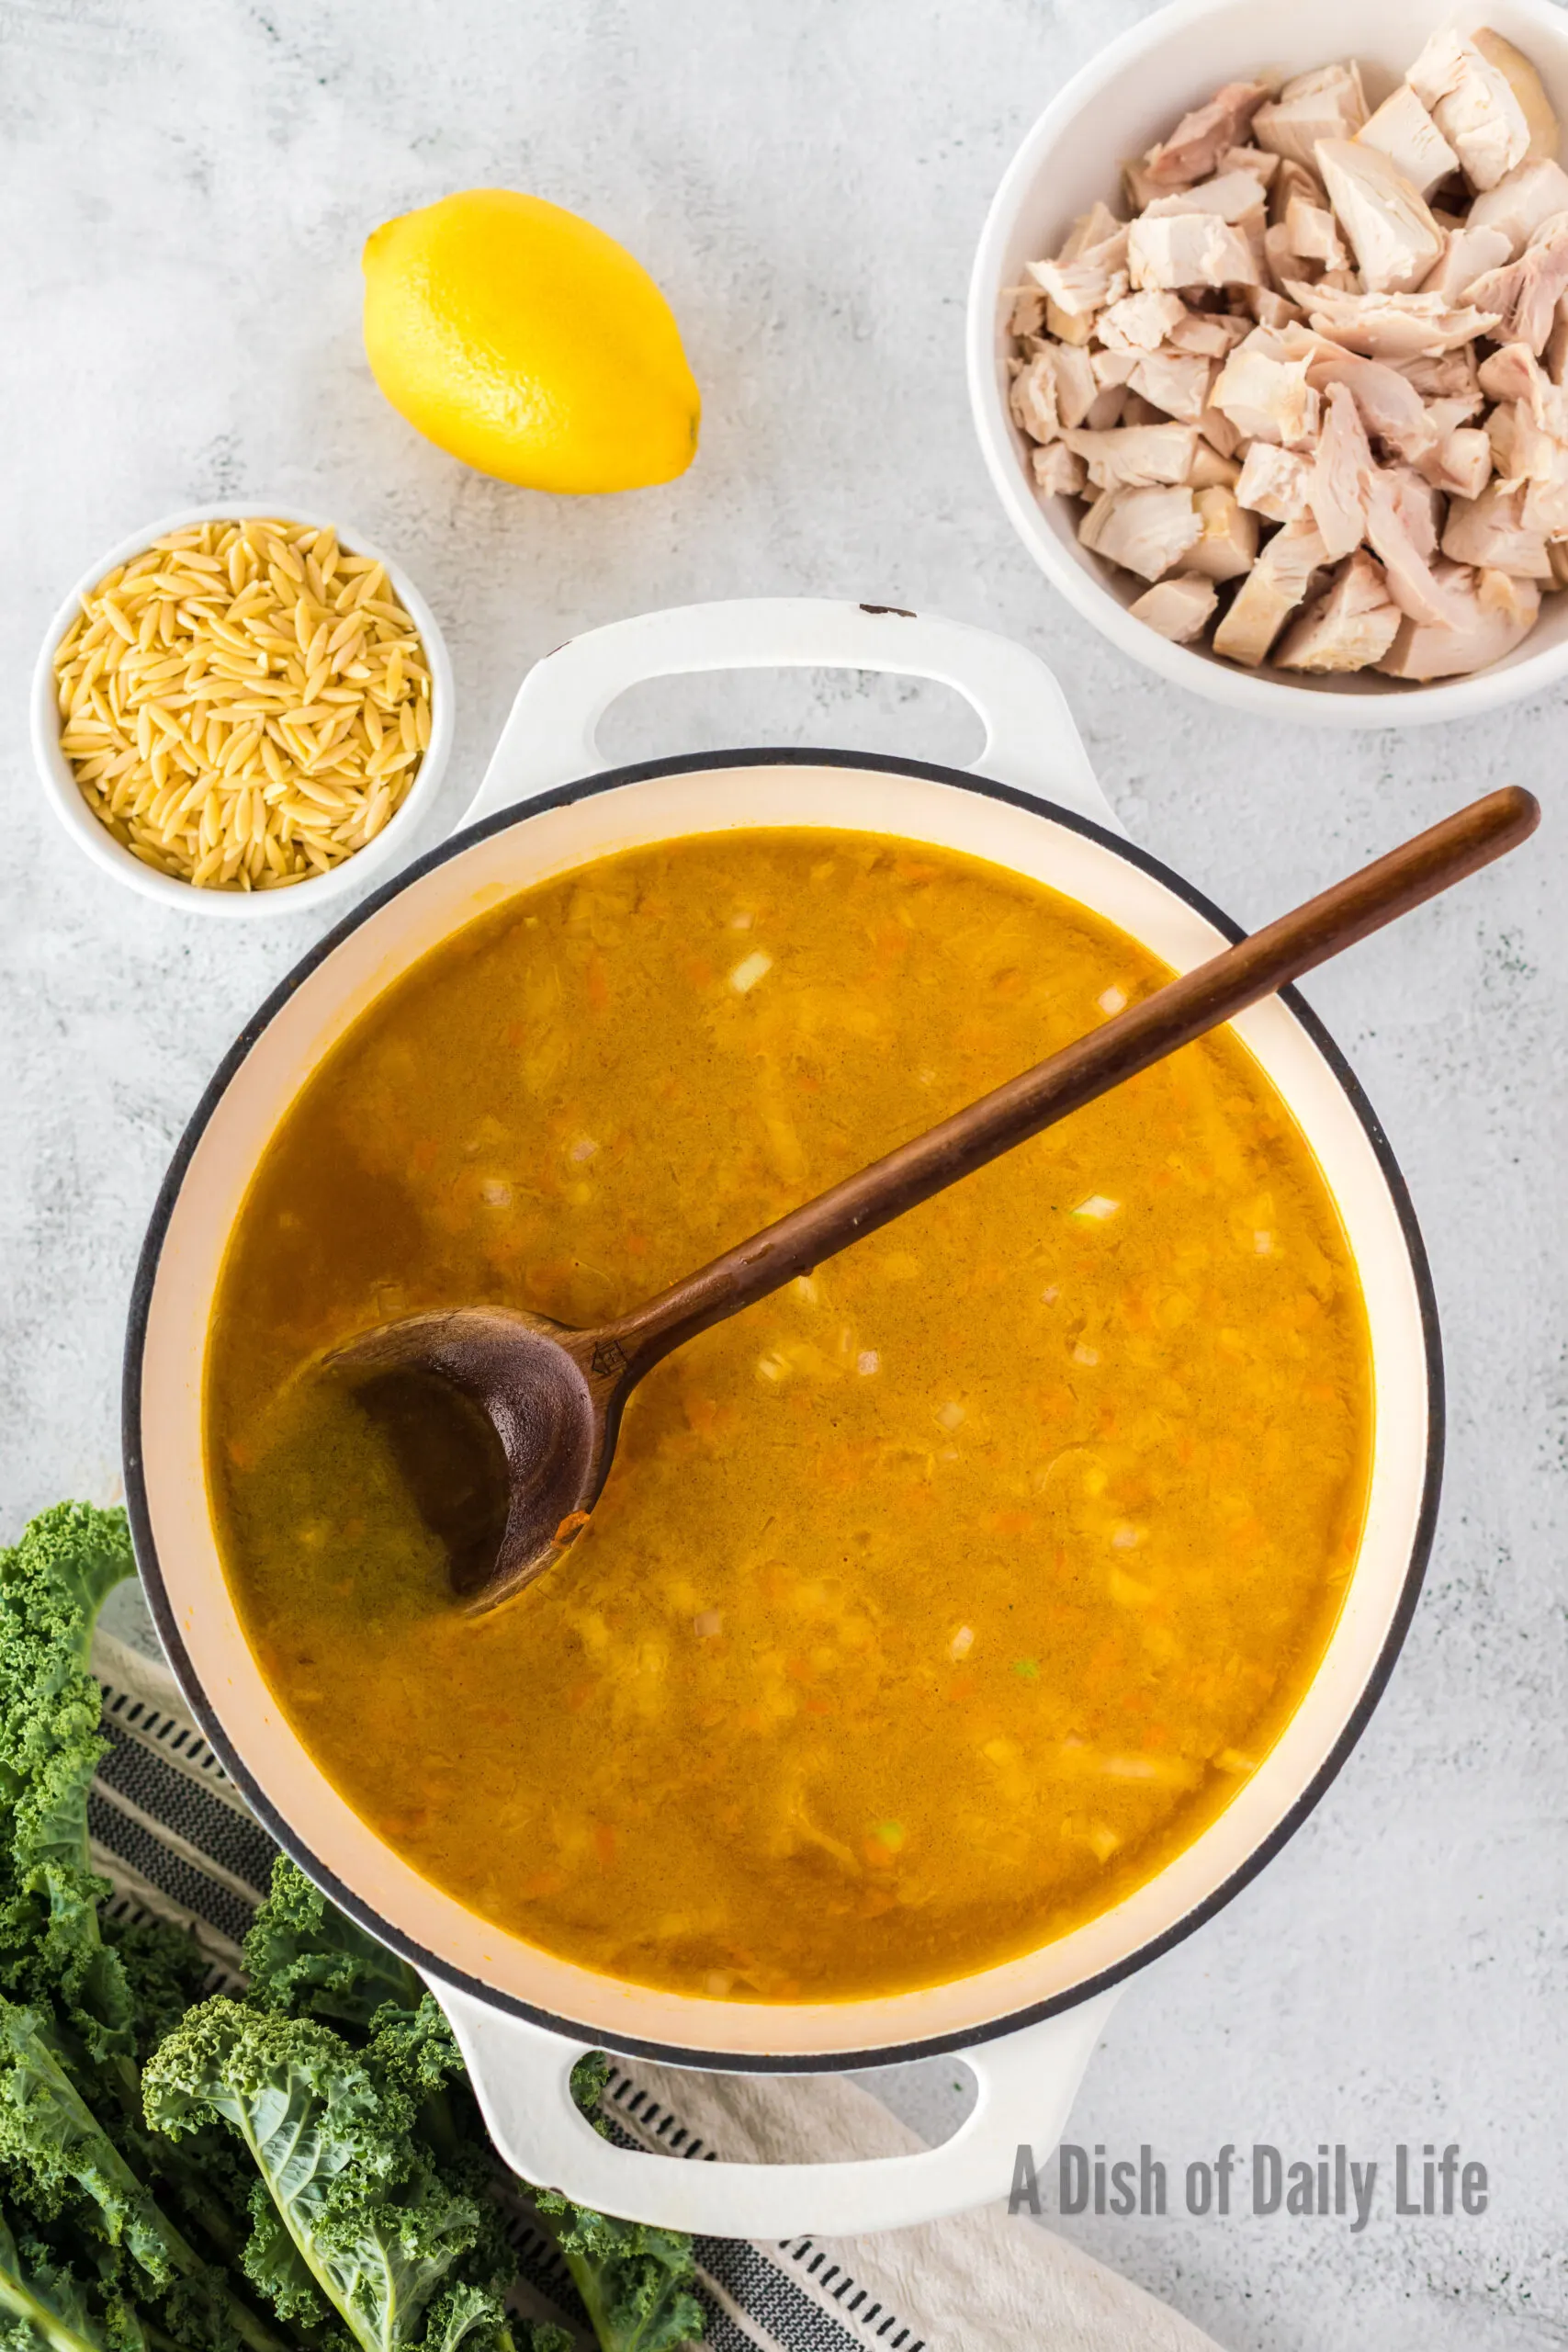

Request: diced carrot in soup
left=206, top=829, right=1370, bottom=2003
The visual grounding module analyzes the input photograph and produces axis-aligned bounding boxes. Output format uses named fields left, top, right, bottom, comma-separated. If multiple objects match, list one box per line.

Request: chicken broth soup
left=206, top=828, right=1371, bottom=2002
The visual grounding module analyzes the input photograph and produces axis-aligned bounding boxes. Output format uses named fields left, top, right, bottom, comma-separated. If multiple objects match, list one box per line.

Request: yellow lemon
left=362, top=188, right=700, bottom=493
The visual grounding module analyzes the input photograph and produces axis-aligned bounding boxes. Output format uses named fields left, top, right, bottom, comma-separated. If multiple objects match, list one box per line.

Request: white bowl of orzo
left=32, top=502, right=454, bottom=915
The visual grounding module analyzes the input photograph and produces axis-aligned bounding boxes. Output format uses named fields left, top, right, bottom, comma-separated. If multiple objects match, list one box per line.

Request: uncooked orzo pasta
left=52, top=516, right=433, bottom=891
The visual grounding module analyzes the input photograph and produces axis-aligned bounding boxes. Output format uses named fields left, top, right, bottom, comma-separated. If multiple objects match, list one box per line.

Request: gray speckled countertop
left=2, top=2, right=1564, bottom=2345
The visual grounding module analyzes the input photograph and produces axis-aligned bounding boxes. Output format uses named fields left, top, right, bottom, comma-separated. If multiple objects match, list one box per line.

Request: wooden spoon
left=333, top=785, right=1538, bottom=1610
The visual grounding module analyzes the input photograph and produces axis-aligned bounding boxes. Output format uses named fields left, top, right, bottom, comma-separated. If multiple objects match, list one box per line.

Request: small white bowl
left=31, top=501, right=455, bottom=916
left=967, top=0, right=1568, bottom=727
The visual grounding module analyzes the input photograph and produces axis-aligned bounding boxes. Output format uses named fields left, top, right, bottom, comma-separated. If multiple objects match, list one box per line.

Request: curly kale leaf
left=0, top=1508, right=137, bottom=2062
left=0, top=1996, right=298, bottom=2352
left=526, top=2064, right=701, bottom=2352
left=568, top=2057, right=610, bottom=2135
left=239, top=1869, right=696, bottom=2345
left=96, top=1923, right=209, bottom=2072
left=142, top=1999, right=514, bottom=2352
left=528, top=2197, right=701, bottom=2352
left=0, top=1516, right=694, bottom=2352
left=243, top=1865, right=422, bottom=2035
left=58, top=1914, right=254, bottom=2288
left=0, top=2004, right=174, bottom=2292
left=0, top=2201, right=129, bottom=2352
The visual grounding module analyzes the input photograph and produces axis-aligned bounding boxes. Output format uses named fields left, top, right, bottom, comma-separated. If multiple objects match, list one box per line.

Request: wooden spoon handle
left=605, top=786, right=1538, bottom=1374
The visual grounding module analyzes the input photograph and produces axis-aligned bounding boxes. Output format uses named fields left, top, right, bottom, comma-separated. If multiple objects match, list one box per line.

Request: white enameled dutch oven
left=124, top=599, right=1441, bottom=2236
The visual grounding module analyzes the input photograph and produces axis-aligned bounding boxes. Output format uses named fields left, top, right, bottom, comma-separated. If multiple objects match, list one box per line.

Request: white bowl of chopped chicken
left=968, top=0, right=1568, bottom=718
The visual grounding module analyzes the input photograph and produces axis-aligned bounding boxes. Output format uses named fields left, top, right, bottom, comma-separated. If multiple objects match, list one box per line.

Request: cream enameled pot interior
left=133, top=759, right=1433, bottom=2063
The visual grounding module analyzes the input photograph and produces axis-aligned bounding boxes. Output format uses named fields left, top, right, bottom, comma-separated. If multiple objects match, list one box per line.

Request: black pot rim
left=122, top=745, right=1444, bottom=2075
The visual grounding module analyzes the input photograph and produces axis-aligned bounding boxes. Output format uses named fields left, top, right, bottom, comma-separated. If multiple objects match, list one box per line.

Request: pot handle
left=462, top=596, right=1121, bottom=834
left=427, top=1975, right=1119, bottom=2237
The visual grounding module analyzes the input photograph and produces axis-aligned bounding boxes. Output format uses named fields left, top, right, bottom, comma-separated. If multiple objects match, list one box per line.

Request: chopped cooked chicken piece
left=1008, top=285, right=1049, bottom=338
left=1468, top=157, right=1568, bottom=256
left=1065, top=423, right=1200, bottom=489
left=1124, top=156, right=1184, bottom=213
left=1484, top=398, right=1519, bottom=476
left=1144, top=170, right=1272, bottom=222
left=1314, top=140, right=1445, bottom=293
left=1417, top=423, right=1493, bottom=500
left=1009, top=350, right=1064, bottom=441
left=1285, top=193, right=1349, bottom=269
left=1362, top=465, right=1463, bottom=622
left=1247, top=287, right=1306, bottom=331
left=1355, top=83, right=1459, bottom=198
left=1128, top=349, right=1214, bottom=423
left=1045, top=300, right=1097, bottom=348
left=1211, top=338, right=1319, bottom=445
left=1220, top=318, right=1290, bottom=361
left=1264, top=219, right=1314, bottom=285
left=1196, top=401, right=1242, bottom=458
left=1128, top=212, right=1261, bottom=289
left=1054, top=201, right=1125, bottom=265
left=1224, top=145, right=1280, bottom=186
left=1254, top=62, right=1368, bottom=171
left=1167, top=307, right=1252, bottom=356
left=1235, top=440, right=1315, bottom=520
left=1309, top=381, right=1374, bottom=558
left=1032, top=230, right=1128, bottom=300
left=1413, top=34, right=1556, bottom=198
left=1185, top=485, right=1260, bottom=579
left=1098, top=289, right=1189, bottom=350
left=1544, top=298, right=1568, bottom=384
left=1421, top=389, right=1481, bottom=442
left=1377, top=558, right=1540, bottom=673
left=1190, top=443, right=1242, bottom=488
left=1385, top=463, right=1444, bottom=556
left=1083, top=384, right=1127, bottom=432
left=1142, top=81, right=1270, bottom=187
left=1523, top=469, right=1568, bottom=538
left=1128, top=571, right=1220, bottom=641
left=1274, top=319, right=1360, bottom=364
left=1054, top=340, right=1100, bottom=429
left=1029, top=228, right=1131, bottom=325
left=1399, top=345, right=1483, bottom=404
left=1477, top=566, right=1541, bottom=624
left=1032, top=443, right=1089, bottom=497
left=1408, top=26, right=1558, bottom=191
left=1419, top=222, right=1513, bottom=303
left=1091, top=346, right=1139, bottom=389
left=1483, top=394, right=1568, bottom=531
left=1078, top=484, right=1203, bottom=580
left=1213, top=517, right=1330, bottom=662
left=1439, top=479, right=1551, bottom=576
left=1476, top=340, right=1568, bottom=435
left=1286, top=281, right=1501, bottom=360
left=1277, top=549, right=1403, bottom=669
left=1549, top=540, right=1568, bottom=588
left=1299, top=345, right=1437, bottom=457
left=1354, top=80, right=1466, bottom=202
left=1466, top=212, right=1568, bottom=353
left=1269, top=157, right=1328, bottom=224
